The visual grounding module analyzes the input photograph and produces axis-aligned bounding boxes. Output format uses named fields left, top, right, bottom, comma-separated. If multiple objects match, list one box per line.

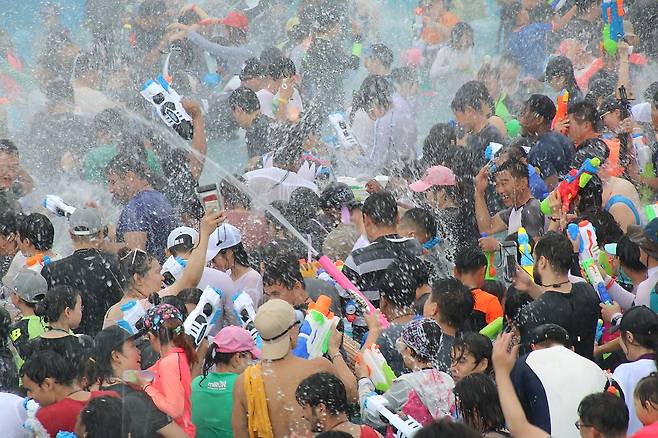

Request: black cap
left=598, top=96, right=621, bottom=117
left=611, top=305, right=658, bottom=335
left=528, top=324, right=572, bottom=347
left=544, top=56, right=574, bottom=81
left=525, top=94, right=557, bottom=121
left=320, top=183, right=358, bottom=210
left=94, top=326, right=140, bottom=366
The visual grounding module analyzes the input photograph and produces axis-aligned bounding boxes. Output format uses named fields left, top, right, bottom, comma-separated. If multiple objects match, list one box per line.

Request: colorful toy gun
left=568, top=221, right=611, bottom=304
left=540, top=157, right=601, bottom=215
left=117, top=300, right=147, bottom=335
left=481, top=233, right=497, bottom=280
left=547, top=0, right=567, bottom=10
left=601, top=0, right=624, bottom=56
left=480, top=316, right=504, bottom=340
left=293, top=295, right=339, bottom=359
left=43, top=195, right=76, bottom=218
left=233, top=291, right=261, bottom=347
left=161, top=256, right=186, bottom=286
left=582, top=257, right=613, bottom=304
left=184, top=286, right=223, bottom=346
left=517, top=227, right=534, bottom=279
left=364, top=394, right=422, bottom=438
left=576, top=220, right=601, bottom=261
left=25, top=253, right=52, bottom=269
left=646, top=202, right=658, bottom=222
left=413, top=7, right=424, bottom=41
left=140, top=74, right=193, bottom=140
left=551, top=89, right=569, bottom=133
left=356, top=344, right=397, bottom=392
left=317, top=255, right=390, bottom=329
left=595, top=318, right=605, bottom=343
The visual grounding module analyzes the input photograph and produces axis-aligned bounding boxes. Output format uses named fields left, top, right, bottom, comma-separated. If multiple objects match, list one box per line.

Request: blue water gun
left=601, top=0, right=625, bottom=56
left=518, top=227, right=534, bottom=279
left=293, top=295, right=337, bottom=359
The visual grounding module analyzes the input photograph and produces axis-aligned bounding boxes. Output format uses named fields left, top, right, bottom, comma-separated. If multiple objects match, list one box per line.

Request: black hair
left=17, top=213, right=54, bottom=251
left=0, top=210, right=20, bottom=236
left=617, top=234, right=647, bottom=272
left=240, top=57, right=266, bottom=82
left=524, top=94, right=557, bottom=122
left=259, top=47, right=284, bottom=68
left=178, top=288, right=203, bottom=305
left=262, top=251, right=304, bottom=289
left=586, top=77, right=616, bottom=104
left=106, top=152, right=150, bottom=182
left=401, top=208, right=437, bottom=239
left=93, top=108, right=124, bottom=135
left=221, top=242, right=251, bottom=268
left=451, top=80, right=491, bottom=113
left=288, top=187, right=321, bottom=228
left=454, top=373, right=505, bottom=434
left=78, top=396, right=129, bottom=438
left=575, top=174, right=603, bottom=213
left=362, top=191, right=398, bottom=226
left=504, top=288, right=533, bottom=321
left=219, top=176, right=251, bottom=209
left=567, top=99, right=600, bottom=131
left=501, top=139, right=530, bottom=161
left=534, top=231, right=573, bottom=273
left=368, top=43, right=394, bottom=69
left=414, top=418, right=482, bottom=438
left=422, top=123, right=457, bottom=168
left=644, top=81, right=658, bottom=104
left=576, top=209, right=623, bottom=246
left=0, top=138, right=18, bottom=154
left=578, top=392, right=629, bottom=436
left=35, top=285, right=80, bottom=324
left=573, top=138, right=610, bottom=169
left=355, top=75, right=393, bottom=111
left=117, top=247, right=158, bottom=289
left=229, top=87, right=261, bottom=113
left=390, top=66, right=419, bottom=87
left=635, top=372, right=658, bottom=413
left=199, top=343, right=238, bottom=386
left=495, top=158, right=529, bottom=180
left=452, top=332, right=493, bottom=375
left=21, top=350, right=77, bottom=386
left=454, top=246, right=487, bottom=274
left=295, top=372, right=349, bottom=415
left=482, top=279, right=506, bottom=302
left=450, top=22, right=474, bottom=50
left=0, top=307, right=12, bottom=349
left=379, top=253, right=426, bottom=308
left=430, top=277, right=475, bottom=329
left=268, top=57, right=296, bottom=80
left=545, top=56, right=581, bottom=97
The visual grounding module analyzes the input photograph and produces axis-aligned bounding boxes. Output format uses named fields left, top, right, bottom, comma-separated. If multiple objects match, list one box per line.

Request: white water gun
left=329, top=112, right=360, bottom=150
left=292, top=295, right=339, bottom=359
left=356, top=344, right=397, bottom=392
left=117, top=300, right=147, bottom=335
left=184, top=286, right=223, bottom=346
left=232, top=291, right=261, bottom=347
left=140, top=74, right=193, bottom=140
left=161, top=256, right=186, bottom=286
left=364, top=395, right=422, bottom=438
left=43, top=195, right=76, bottom=218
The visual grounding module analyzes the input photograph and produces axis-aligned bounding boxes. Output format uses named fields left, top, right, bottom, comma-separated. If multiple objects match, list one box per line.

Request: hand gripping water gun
left=43, top=195, right=76, bottom=218
left=117, top=300, right=147, bottom=335
left=540, top=157, right=601, bottom=215
left=567, top=221, right=612, bottom=304
left=601, top=0, right=624, bottom=56
left=645, top=202, right=658, bottom=222
left=293, top=295, right=339, bottom=359
left=480, top=316, right=504, bottom=340
left=140, top=74, right=193, bottom=140
left=232, top=291, right=261, bottom=347
left=25, top=253, right=52, bottom=269
left=357, top=344, right=397, bottom=392
left=481, top=233, right=497, bottom=280
left=517, top=227, right=534, bottom=279
left=552, top=89, right=569, bottom=132
left=364, top=394, right=422, bottom=438
left=184, top=286, right=223, bottom=347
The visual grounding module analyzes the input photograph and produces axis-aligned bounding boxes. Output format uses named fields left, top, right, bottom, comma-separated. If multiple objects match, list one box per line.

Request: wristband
left=611, top=313, right=623, bottom=326
left=351, top=42, right=363, bottom=57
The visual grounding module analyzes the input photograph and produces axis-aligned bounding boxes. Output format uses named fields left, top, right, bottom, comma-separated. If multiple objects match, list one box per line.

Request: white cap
left=167, top=227, right=199, bottom=250
left=206, top=224, right=242, bottom=262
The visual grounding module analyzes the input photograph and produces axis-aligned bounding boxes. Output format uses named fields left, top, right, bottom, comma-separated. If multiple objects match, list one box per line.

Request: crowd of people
left=1, top=0, right=658, bottom=437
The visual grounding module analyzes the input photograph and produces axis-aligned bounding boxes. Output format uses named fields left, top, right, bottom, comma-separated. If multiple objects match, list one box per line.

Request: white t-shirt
left=256, top=88, right=303, bottom=119
left=632, top=102, right=652, bottom=124
left=613, top=358, right=657, bottom=435
left=0, top=392, right=29, bottom=437
left=231, top=268, right=263, bottom=306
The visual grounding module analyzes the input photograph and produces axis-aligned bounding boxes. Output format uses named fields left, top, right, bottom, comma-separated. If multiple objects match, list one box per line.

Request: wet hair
left=0, top=210, right=20, bottom=237
left=35, top=285, right=80, bottom=324
left=451, top=80, right=491, bottom=113
left=149, top=318, right=198, bottom=365
left=586, top=77, right=616, bottom=104
left=617, top=235, right=646, bottom=272
left=379, top=254, right=426, bottom=308
left=576, top=209, right=623, bottom=246
left=400, top=208, right=437, bottom=240
left=106, top=152, right=150, bottom=182
left=296, top=372, right=349, bottom=415
left=575, top=174, right=603, bottom=212
left=454, top=373, right=505, bottom=433
left=578, top=392, right=629, bottom=436
left=482, top=279, right=506, bottom=302
left=21, top=350, right=77, bottom=386
left=78, top=396, right=129, bottom=438
left=454, top=247, right=487, bottom=274
left=362, top=191, right=398, bottom=226
left=534, top=231, right=573, bottom=273
left=572, top=138, right=610, bottom=168
left=368, top=43, right=394, bottom=69
left=268, top=57, right=296, bottom=80
left=199, top=343, right=239, bottom=386
left=452, top=332, right=493, bottom=374
left=0, top=308, right=12, bottom=349
left=500, top=140, right=530, bottom=162
left=450, top=22, right=474, bottom=50
left=262, top=252, right=304, bottom=289
left=220, top=242, right=251, bottom=268
left=18, top=213, right=54, bottom=251
left=289, top=187, right=321, bottom=228
left=240, top=57, right=266, bottom=81
left=118, top=247, right=158, bottom=288
left=229, top=87, right=261, bottom=113
left=0, top=138, right=18, bottom=155
left=634, top=373, right=658, bottom=413
left=178, top=288, right=202, bottom=306
left=567, top=100, right=600, bottom=130
left=430, top=277, right=475, bottom=329
left=219, top=176, right=251, bottom=209
left=495, top=158, right=528, bottom=180
left=545, top=56, right=581, bottom=97
left=259, top=47, right=284, bottom=68
left=355, top=75, right=393, bottom=111
left=414, top=418, right=482, bottom=438
left=422, top=123, right=457, bottom=168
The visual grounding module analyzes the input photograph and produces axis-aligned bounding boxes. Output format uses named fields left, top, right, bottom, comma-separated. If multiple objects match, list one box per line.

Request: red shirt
left=36, top=397, right=86, bottom=437
left=631, top=422, right=658, bottom=437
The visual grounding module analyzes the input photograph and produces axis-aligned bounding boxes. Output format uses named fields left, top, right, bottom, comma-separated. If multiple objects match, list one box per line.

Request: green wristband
left=352, top=42, right=363, bottom=57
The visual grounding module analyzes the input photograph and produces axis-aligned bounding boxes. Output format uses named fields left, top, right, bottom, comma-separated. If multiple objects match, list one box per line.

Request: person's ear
left=42, top=377, right=55, bottom=391
left=453, top=267, right=461, bottom=280
left=475, top=358, right=489, bottom=373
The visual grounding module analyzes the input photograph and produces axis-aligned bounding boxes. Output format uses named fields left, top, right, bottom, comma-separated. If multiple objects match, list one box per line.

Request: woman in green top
left=191, top=325, right=260, bottom=438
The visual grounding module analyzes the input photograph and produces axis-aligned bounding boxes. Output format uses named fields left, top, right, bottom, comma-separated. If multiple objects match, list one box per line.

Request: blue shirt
left=507, top=23, right=553, bottom=78
left=528, top=131, right=575, bottom=179
left=117, top=190, right=175, bottom=262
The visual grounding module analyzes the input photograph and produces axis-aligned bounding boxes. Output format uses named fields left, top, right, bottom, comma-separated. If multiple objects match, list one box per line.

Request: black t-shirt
left=100, top=382, right=172, bottom=438
left=515, top=282, right=600, bottom=360
left=27, top=335, right=86, bottom=374
left=41, top=249, right=124, bottom=337
left=245, top=114, right=273, bottom=159
left=454, top=124, right=505, bottom=177
left=528, top=132, right=575, bottom=179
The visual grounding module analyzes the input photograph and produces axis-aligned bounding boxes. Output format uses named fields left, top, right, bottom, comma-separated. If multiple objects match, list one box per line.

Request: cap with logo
left=68, top=207, right=102, bottom=236
left=254, top=299, right=297, bottom=360
left=206, top=224, right=242, bottom=262
left=167, top=226, right=199, bottom=250
left=7, top=269, right=48, bottom=304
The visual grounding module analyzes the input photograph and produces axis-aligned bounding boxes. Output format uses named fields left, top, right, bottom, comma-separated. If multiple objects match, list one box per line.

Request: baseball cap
left=94, top=325, right=140, bottom=366
left=409, top=166, right=457, bottom=193
left=206, top=224, right=242, bottom=262
left=610, top=305, right=658, bottom=335
left=68, top=207, right=102, bottom=236
left=167, top=226, right=199, bottom=250
left=214, top=326, right=261, bottom=359
left=7, top=270, right=47, bottom=304
left=528, top=323, right=572, bottom=347
left=221, top=11, right=248, bottom=32
left=627, top=218, right=658, bottom=260
left=254, top=299, right=298, bottom=360
left=524, top=94, right=557, bottom=121
left=598, top=96, right=621, bottom=118
left=320, top=183, right=358, bottom=210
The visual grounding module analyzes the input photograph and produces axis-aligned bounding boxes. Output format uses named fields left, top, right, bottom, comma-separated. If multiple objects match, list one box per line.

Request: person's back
left=604, top=176, right=643, bottom=229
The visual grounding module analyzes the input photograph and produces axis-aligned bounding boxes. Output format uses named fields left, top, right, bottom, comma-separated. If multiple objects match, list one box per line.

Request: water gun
left=117, top=300, right=147, bottom=335
left=184, top=286, right=223, bottom=346
left=540, top=157, right=601, bottom=215
left=582, top=258, right=612, bottom=304
left=364, top=394, right=422, bottom=438
left=413, top=7, right=424, bottom=41
left=645, top=202, right=658, bottom=222
left=481, top=233, right=497, bottom=280
left=23, top=397, right=48, bottom=438
left=595, top=318, right=605, bottom=343
left=317, top=255, right=390, bottom=329
left=43, top=195, right=76, bottom=218
left=517, top=227, right=534, bottom=279
left=480, top=316, right=504, bottom=340
left=547, top=0, right=567, bottom=10
left=328, top=112, right=361, bottom=150
left=293, top=295, right=338, bottom=359
left=160, top=256, right=187, bottom=286
left=356, top=344, right=397, bottom=392
left=601, top=0, right=624, bottom=57
left=25, top=253, right=52, bottom=269
left=484, top=142, right=504, bottom=171
left=567, top=221, right=611, bottom=304
left=552, top=89, right=569, bottom=133
left=233, top=291, right=261, bottom=347
left=576, top=220, right=601, bottom=261
left=140, top=74, right=193, bottom=140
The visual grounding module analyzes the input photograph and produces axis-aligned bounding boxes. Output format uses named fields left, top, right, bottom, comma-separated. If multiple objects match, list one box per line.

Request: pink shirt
left=146, top=347, right=196, bottom=437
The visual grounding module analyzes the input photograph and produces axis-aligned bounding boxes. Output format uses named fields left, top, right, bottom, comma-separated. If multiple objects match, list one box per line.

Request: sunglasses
left=120, top=248, right=148, bottom=266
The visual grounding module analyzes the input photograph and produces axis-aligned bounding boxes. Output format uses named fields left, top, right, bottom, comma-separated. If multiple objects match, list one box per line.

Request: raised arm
left=474, top=165, right=507, bottom=235
left=181, top=99, right=206, bottom=181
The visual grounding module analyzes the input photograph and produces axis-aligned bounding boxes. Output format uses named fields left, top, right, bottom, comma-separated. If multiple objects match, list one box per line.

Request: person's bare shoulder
left=307, top=356, right=335, bottom=372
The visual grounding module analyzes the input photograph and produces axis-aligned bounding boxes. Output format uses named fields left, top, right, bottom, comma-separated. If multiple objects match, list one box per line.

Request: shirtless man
left=232, top=299, right=357, bottom=438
